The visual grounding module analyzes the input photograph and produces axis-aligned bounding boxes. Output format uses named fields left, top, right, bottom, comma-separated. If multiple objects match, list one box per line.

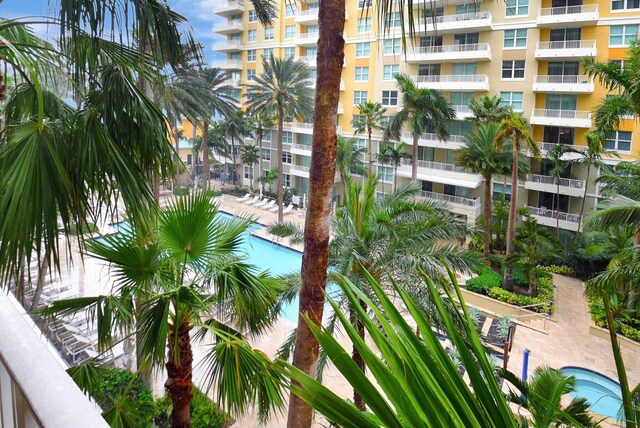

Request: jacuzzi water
left=561, top=366, right=623, bottom=420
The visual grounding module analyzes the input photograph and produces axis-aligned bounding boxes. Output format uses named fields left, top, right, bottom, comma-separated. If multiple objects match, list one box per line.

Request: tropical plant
left=241, top=144, right=260, bottom=190
left=220, top=110, right=251, bottom=186
left=455, top=123, right=513, bottom=258
left=249, top=111, right=275, bottom=178
left=575, top=132, right=612, bottom=232
left=336, top=136, right=367, bottom=200
left=468, top=95, right=511, bottom=125
left=584, top=225, right=636, bottom=269
left=547, top=144, right=573, bottom=239
left=352, top=101, right=387, bottom=173
left=495, top=110, right=540, bottom=291
left=384, top=73, right=455, bottom=182
left=377, top=141, right=411, bottom=192
left=245, top=56, right=313, bottom=221
left=43, top=193, right=286, bottom=427
left=499, top=366, right=597, bottom=427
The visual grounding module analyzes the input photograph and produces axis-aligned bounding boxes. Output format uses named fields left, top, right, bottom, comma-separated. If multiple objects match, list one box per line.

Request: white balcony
left=212, top=40, right=243, bottom=52
left=300, top=55, right=317, bottom=68
left=400, top=131, right=466, bottom=149
left=295, top=31, right=319, bottom=46
left=453, top=104, right=473, bottom=120
left=290, top=164, right=310, bottom=178
left=527, top=206, right=581, bottom=231
left=537, top=4, right=598, bottom=28
left=291, top=143, right=313, bottom=155
left=214, top=0, right=245, bottom=15
left=412, top=11, right=492, bottom=34
left=414, top=74, right=489, bottom=91
left=532, top=75, right=594, bottom=93
left=340, top=80, right=345, bottom=91
left=337, top=102, right=344, bottom=114
left=535, top=40, right=597, bottom=60
left=397, top=158, right=482, bottom=188
left=530, top=108, right=592, bottom=128
left=215, top=60, right=243, bottom=70
left=420, top=190, right=482, bottom=218
left=292, top=122, right=314, bottom=135
left=213, top=19, right=244, bottom=34
left=407, top=43, right=491, bottom=63
left=223, top=78, right=242, bottom=87
left=535, top=142, right=586, bottom=159
left=524, top=173, right=585, bottom=197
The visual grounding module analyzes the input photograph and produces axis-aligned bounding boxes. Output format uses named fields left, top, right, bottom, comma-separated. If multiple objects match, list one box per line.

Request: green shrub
left=538, top=264, right=575, bottom=276
left=154, top=387, right=227, bottom=428
left=589, top=298, right=640, bottom=342
left=488, top=255, right=503, bottom=270
left=487, top=276, right=555, bottom=315
left=465, top=266, right=501, bottom=294
left=173, top=188, right=190, bottom=196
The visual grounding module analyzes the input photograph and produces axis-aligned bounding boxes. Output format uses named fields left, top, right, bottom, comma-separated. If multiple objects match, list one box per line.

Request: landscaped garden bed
left=588, top=297, right=640, bottom=343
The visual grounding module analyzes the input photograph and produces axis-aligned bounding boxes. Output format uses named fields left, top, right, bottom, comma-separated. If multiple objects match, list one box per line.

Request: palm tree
left=455, top=123, right=512, bottom=258
left=584, top=225, right=636, bottom=270
left=499, top=366, right=597, bottom=427
left=258, top=168, right=279, bottom=194
left=249, top=111, right=276, bottom=179
left=468, top=95, right=511, bottom=125
left=547, top=144, right=572, bottom=239
left=575, top=132, right=612, bottom=232
left=220, top=110, right=251, bottom=186
left=385, top=73, right=455, bottom=183
left=377, top=141, right=411, bottom=192
left=245, top=56, right=313, bottom=222
left=44, top=193, right=286, bottom=427
left=241, top=144, right=260, bottom=190
left=495, top=111, right=540, bottom=291
left=352, top=101, right=387, bottom=174
left=336, top=136, right=367, bottom=200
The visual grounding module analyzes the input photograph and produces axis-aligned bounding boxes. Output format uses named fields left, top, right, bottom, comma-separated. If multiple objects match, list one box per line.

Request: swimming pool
left=561, top=366, right=623, bottom=420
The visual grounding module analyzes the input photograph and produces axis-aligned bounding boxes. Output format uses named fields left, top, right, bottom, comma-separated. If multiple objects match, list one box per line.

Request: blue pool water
left=561, top=367, right=623, bottom=420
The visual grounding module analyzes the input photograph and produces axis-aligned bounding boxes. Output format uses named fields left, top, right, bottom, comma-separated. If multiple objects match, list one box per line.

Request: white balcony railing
left=532, top=108, right=591, bottom=120
left=298, top=8, right=319, bottom=16
left=415, top=42, right=490, bottom=55
left=415, top=74, right=488, bottom=84
left=424, top=11, right=491, bottom=25
left=421, top=190, right=480, bottom=207
left=533, top=75, right=592, bottom=84
left=401, top=157, right=473, bottom=174
left=291, top=165, right=311, bottom=173
left=212, top=40, right=242, bottom=51
left=401, top=131, right=465, bottom=146
left=538, top=142, right=585, bottom=153
left=291, top=143, right=312, bottom=151
left=536, top=40, right=596, bottom=50
left=538, top=4, right=598, bottom=16
left=298, top=31, right=319, bottom=40
left=527, top=173, right=585, bottom=189
left=453, top=104, right=472, bottom=115
left=213, top=19, right=243, bottom=33
left=528, top=206, right=581, bottom=223
left=293, top=123, right=314, bottom=130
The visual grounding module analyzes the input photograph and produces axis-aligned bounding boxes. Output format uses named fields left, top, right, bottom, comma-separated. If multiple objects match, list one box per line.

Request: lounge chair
left=283, top=204, right=295, bottom=215
left=254, top=198, right=269, bottom=208
left=235, top=193, right=251, bottom=202
left=261, top=200, right=277, bottom=210
left=244, top=196, right=260, bottom=205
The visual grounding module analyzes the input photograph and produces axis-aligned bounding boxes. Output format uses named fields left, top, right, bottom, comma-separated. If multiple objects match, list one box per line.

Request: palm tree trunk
left=483, top=174, right=492, bottom=259
left=578, top=164, right=591, bottom=233
left=352, top=299, right=367, bottom=412
left=29, top=255, right=49, bottom=312
left=231, top=135, right=237, bottom=186
left=556, top=183, right=561, bottom=240
left=393, top=165, right=398, bottom=192
left=411, top=134, right=418, bottom=182
left=287, top=1, right=345, bottom=425
left=258, top=128, right=263, bottom=183
left=165, top=322, right=194, bottom=428
left=340, top=176, right=347, bottom=204
left=503, top=138, right=518, bottom=292
left=602, top=294, right=635, bottom=428
left=277, top=108, right=285, bottom=222
left=202, top=120, right=210, bottom=190
left=367, top=127, right=373, bottom=174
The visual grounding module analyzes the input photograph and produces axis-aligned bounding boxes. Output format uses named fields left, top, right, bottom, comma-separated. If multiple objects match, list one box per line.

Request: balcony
left=535, top=142, right=586, bottom=159
left=397, top=158, right=482, bottom=188
left=524, top=173, right=586, bottom=197
left=400, top=131, right=466, bottom=149
left=291, top=143, right=313, bottom=155
left=215, top=60, right=243, bottom=70
left=290, top=164, right=310, bottom=178
left=414, top=74, right=489, bottom=91
left=527, top=206, right=581, bottom=231
left=453, top=104, right=473, bottom=120
left=530, top=108, right=592, bottom=128
left=535, top=40, right=596, bottom=60
left=214, top=0, right=245, bottom=15
left=292, top=122, right=314, bottom=135
left=300, top=55, right=317, bottom=68
left=407, top=43, right=491, bottom=63
left=532, top=75, right=594, bottom=93
left=223, top=78, right=242, bottom=87
left=537, top=4, right=598, bottom=27
left=295, top=32, right=319, bottom=46
left=337, top=102, right=344, bottom=114
left=420, top=190, right=482, bottom=218
left=213, top=19, right=244, bottom=34
left=412, top=11, right=492, bottom=34
left=212, top=40, right=243, bottom=52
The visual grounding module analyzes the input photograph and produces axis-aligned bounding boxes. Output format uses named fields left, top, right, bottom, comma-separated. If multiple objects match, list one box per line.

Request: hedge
left=466, top=266, right=502, bottom=294
left=538, top=264, right=575, bottom=276
left=154, top=386, right=228, bottom=428
left=589, top=298, right=640, bottom=343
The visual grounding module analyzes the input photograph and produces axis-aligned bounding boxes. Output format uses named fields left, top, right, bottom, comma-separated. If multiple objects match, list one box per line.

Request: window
left=355, top=67, right=369, bottom=81
left=247, top=49, right=256, bottom=61
left=502, top=60, right=525, bottom=79
left=352, top=114, right=364, bottom=124
left=382, top=90, right=398, bottom=106
left=282, top=151, right=292, bottom=163
left=550, top=28, right=581, bottom=42
left=230, top=52, right=241, bottom=60
left=286, top=3, right=297, bottom=16
left=452, top=62, right=477, bottom=75
left=548, top=61, right=579, bottom=76
left=354, top=91, right=368, bottom=104
left=263, top=48, right=274, bottom=60
left=499, top=92, right=523, bottom=111
left=284, top=174, right=292, bottom=188
left=454, top=32, right=478, bottom=45
left=285, top=25, right=296, bottom=39
left=261, top=149, right=271, bottom=161
left=543, top=127, right=575, bottom=145
left=384, top=38, right=401, bottom=55
left=610, top=25, right=639, bottom=46
left=230, top=14, right=242, bottom=20
left=456, top=3, right=478, bottom=13
left=355, top=138, right=366, bottom=149
left=248, top=29, right=257, bottom=42
left=230, top=89, right=240, bottom=100
left=358, top=0, right=372, bottom=7
left=305, top=47, right=317, bottom=57
left=506, top=0, right=528, bottom=16
left=605, top=131, right=632, bottom=152
left=357, top=18, right=372, bottom=33
left=308, top=69, right=317, bottom=81
left=420, top=36, right=442, bottom=48
left=377, top=166, right=394, bottom=183
left=265, top=27, right=275, bottom=40
left=450, top=92, right=473, bottom=107
left=422, top=7, right=444, bottom=18
left=248, top=10, right=257, bottom=22
left=244, top=166, right=251, bottom=179
left=380, top=116, right=390, bottom=127
left=418, top=64, right=440, bottom=76
left=230, top=33, right=241, bottom=41
left=504, top=29, right=527, bottom=48
left=355, top=42, right=370, bottom=57
left=613, top=0, right=640, bottom=9
left=492, top=183, right=512, bottom=200
left=545, top=94, right=577, bottom=110
left=283, top=131, right=293, bottom=144
left=230, top=71, right=241, bottom=81
left=263, top=131, right=272, bottom=142
left=187, top=154, right=192, bottom=165
left=387, top=12, right=402, bottom=28
left=284, top=47, right=295, bottom=59
left=247, top=69, right=256, bottom=81
left=383, top=65, right=400, bottom=80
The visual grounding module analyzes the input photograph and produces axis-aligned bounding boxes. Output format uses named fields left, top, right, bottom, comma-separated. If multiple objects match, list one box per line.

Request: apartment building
left=211, top=0, right=640, bottom=230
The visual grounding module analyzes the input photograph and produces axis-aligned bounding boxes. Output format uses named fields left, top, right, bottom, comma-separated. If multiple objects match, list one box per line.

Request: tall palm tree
left=336, top=136, right=367, bottom=200
left=547, top=144, right=572, bottom=239
left=258, top=168, right=279, bottom=193
left=220, top=110, right=251, bottom=186
left=241, top=144, right=260, bottom=190
left=468, top=95, right=511, bottom=125
left=245, top=56, right=313, bottom=222
left=495, top=111, right=540, bottom=291
left=44, top=193, right=286, bottom=427
left=575, top=132, right=611, bottom=232
left=377, top=141, right=411, bottom=192
left=385, top=73, right=455, bottom=183
left=249, top=111, right=276, bottom=179
left=455, top=123, right=513, bottom=258
left=352, top=101, right=387, bottom=173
